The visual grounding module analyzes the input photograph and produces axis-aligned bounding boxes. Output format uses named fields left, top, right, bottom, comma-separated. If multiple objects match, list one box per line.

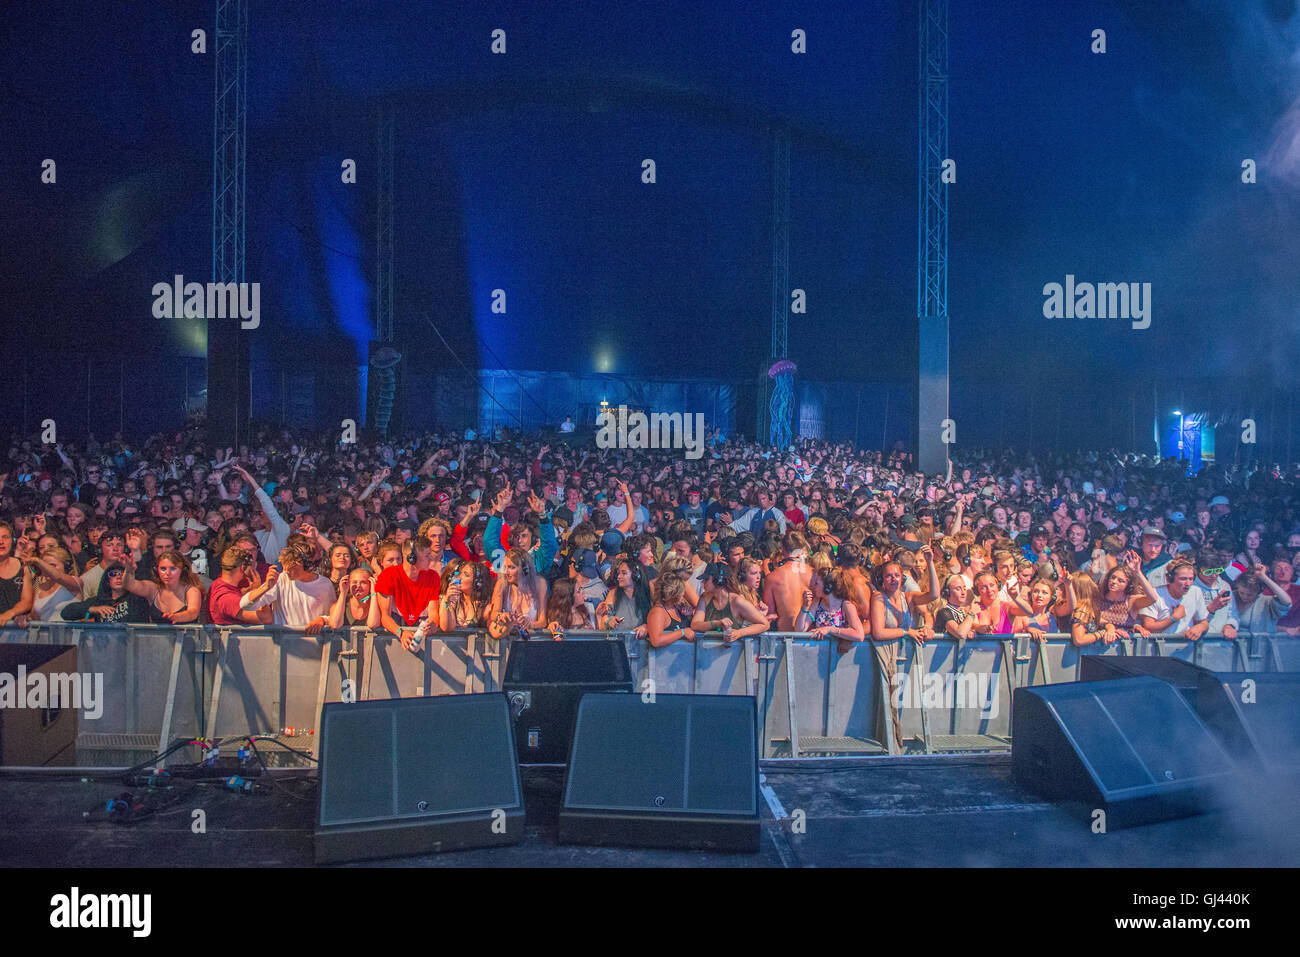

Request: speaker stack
left=314, top=640, right=761, bottom=861
left=1012, top=676, right=1236, bottom=828
left=1015, top=652, right=1300, bottom=828
left=502, top=638, right=634, bottom=764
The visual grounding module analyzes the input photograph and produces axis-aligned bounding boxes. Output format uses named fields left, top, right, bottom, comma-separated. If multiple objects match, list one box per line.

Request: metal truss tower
left=916, top=0, right=950, bottom=473
left=768, top=127, right=793, bottom=449
left=371, top=107, right=397, bottom=436
left=210, top=0, right=248, bottom=449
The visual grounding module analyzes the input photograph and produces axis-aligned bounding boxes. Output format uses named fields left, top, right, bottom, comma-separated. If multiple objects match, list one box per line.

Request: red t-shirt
left=208, top=578, right=246, bottom=625
left=375, top=565, right=442, bottom=626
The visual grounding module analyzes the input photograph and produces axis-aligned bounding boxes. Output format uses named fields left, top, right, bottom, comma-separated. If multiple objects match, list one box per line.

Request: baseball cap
left=1209, top=495, right=1230, bottom=507
left=1140, top=526, right=1167, bottom=540
left=171, top=518, right=209, bottom=534
left=573, top=548, right=600, bottom=578
left=1168, top=511, right=1186, bottom=524
left=600, top=530, right=625, bottom=554
left=435, top=491, right=451, bottom=504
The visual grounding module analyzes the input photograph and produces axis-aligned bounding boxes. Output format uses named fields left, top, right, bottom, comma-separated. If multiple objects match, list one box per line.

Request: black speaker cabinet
left=1194, top=672, right=1300, bottom=775
left=1012, top=677, right=1235, bottom=829
left=0, top=644, right=79, bottom=767
left=503, top=639, right=633, bottom=764
left=315, top=693, right=524, bottom=863
left=558, top=692, right=760, bottom=852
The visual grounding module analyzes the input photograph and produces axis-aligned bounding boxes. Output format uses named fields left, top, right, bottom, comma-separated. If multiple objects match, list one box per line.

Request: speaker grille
left=320, top=695, right=520, bottom=827
left=1047, top=680, right=1230, bottom=793
left=564, top=694, right=756, bottom=816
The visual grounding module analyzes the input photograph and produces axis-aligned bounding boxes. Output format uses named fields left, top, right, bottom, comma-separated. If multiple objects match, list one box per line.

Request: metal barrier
left=1, top=624, right=1296, bottom=765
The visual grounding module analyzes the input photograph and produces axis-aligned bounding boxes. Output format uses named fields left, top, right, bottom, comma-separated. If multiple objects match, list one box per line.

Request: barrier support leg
left=1000, top=638, right=1018, bottom=739
left=157, top=629, right=185, bottom=756
left=205, top=630, right=230, bottom=740
left=314, top=636, right=332, bottom=738
left=784, top=638, right=800, bottom=759
left=913, top=639, right=930, bottom=755
left=757, top=635, right=777, bottom=758
left=125, top=626, right=137, bottom=734
left=949, top=637, right=963, bottom=735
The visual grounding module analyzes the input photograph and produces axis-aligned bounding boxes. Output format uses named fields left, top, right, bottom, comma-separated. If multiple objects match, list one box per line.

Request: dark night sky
left=1, top=0, right=1299, bottom=442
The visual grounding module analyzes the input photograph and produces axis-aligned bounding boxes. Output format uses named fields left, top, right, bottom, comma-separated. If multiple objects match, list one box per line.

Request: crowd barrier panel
left=1, top=624, right=210, bottom=763
left=1, top=624, right=1297, bottom=767
left=1267, top=634, right=1300, bottom=671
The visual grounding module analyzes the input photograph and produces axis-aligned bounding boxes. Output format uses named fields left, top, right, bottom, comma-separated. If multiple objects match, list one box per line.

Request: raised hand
left=527, top=491, right=546, bottom=515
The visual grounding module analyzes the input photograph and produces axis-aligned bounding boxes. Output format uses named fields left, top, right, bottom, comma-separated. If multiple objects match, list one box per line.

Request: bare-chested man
left=763, top=530, right=813, bottom=630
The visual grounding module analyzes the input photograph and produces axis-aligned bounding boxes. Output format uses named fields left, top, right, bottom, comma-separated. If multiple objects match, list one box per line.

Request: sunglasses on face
left=1200, top=567, right=1225, bottom=577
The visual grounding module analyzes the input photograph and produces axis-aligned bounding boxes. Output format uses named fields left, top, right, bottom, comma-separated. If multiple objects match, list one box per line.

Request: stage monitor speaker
left=1012, top=677, right=1235, bottom=829
left=0, top=644, right=79, bottom=767
left=558, top=692, right=760, bottom=852
left=1078, top=653, right=1210, bottom=709
left=503, top=639, right=633, bottom=764
left=1194, top=672, right=1300, bottom=776
left=315, top=693, right=524, bottom=863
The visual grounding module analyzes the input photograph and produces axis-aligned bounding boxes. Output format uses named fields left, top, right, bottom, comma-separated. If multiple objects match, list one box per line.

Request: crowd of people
left=1, top=421, right=1297, bottom=665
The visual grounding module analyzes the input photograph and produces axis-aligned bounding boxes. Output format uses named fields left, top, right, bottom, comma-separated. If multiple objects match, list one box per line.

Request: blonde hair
left=658, top=552, right=692, bottom=579
left=654, top=573, right=688, bottom=609
left=808, top=550, right=833, bottom=577
left=1070, top=572, right=1101, bottom=624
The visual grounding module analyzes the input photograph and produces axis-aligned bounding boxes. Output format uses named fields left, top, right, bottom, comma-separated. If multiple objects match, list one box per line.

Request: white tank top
left=33, top=585, right=78, bottom=621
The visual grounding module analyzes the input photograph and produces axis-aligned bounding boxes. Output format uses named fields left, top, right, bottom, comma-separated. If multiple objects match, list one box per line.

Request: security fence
left=0, top=624, right=1294, bottom=767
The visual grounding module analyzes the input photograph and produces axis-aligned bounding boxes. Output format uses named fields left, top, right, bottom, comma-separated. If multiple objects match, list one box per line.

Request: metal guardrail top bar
left=2, top=624, right=1288, bottom=642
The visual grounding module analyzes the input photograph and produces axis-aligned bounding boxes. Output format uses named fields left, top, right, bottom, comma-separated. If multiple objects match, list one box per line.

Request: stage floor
left=2, top=755, right=1296, bottom=868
